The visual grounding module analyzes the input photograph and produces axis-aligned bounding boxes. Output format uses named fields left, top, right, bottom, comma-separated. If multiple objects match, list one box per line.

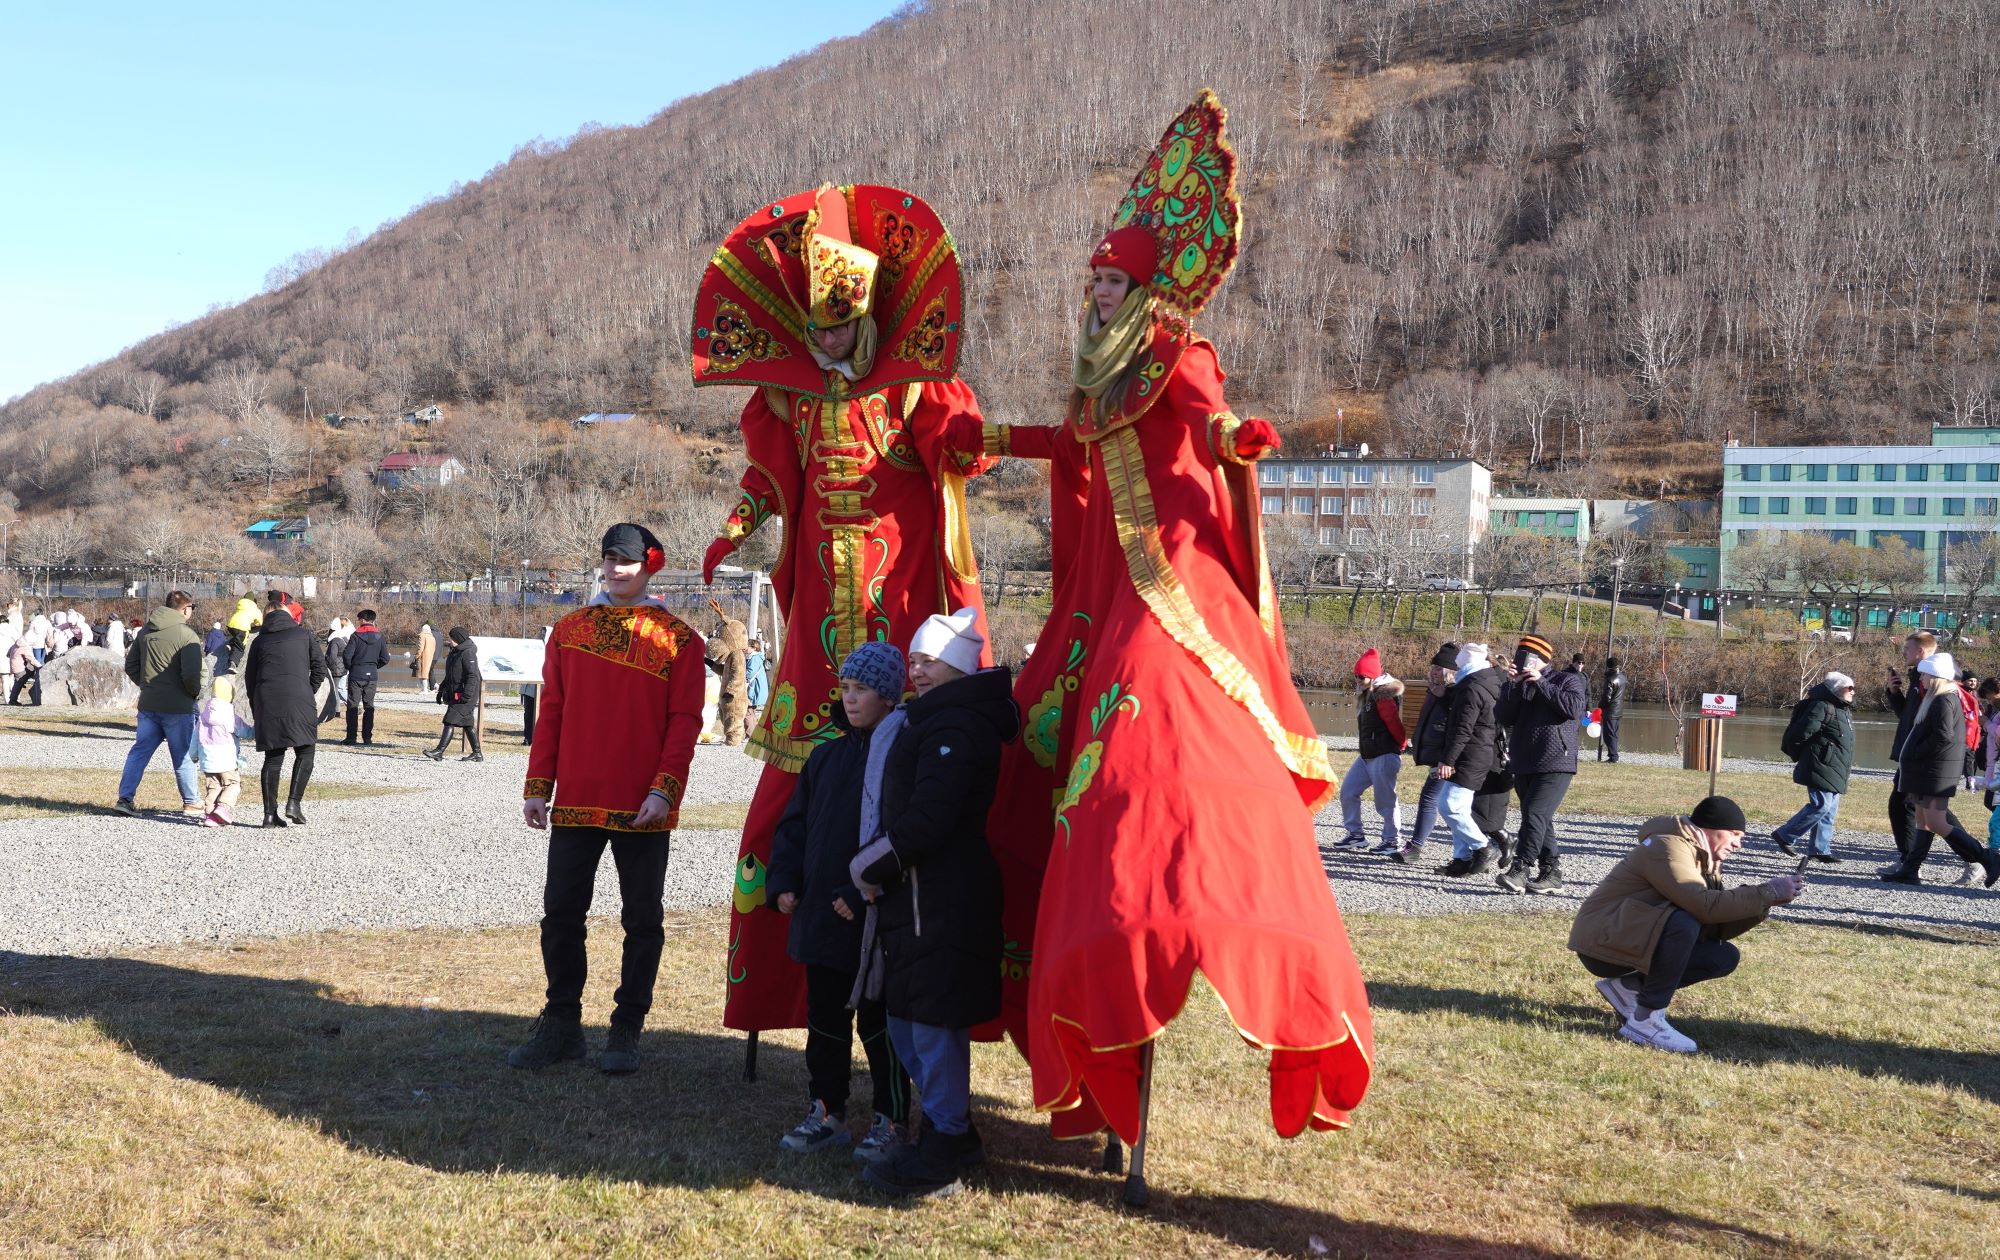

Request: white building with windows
left=1255, top=454, right=1493, bottom=578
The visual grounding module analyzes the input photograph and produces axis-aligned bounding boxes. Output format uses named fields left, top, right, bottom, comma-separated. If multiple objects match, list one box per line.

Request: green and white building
left=1720, top=428, right=2000, bottom=597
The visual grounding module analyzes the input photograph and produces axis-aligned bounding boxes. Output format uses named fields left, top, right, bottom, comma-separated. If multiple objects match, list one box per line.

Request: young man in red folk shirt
left=511, top=523, right=706, bottom=1075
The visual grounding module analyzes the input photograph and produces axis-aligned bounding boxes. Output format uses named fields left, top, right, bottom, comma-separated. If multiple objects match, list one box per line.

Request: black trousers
left=8, top=669, right=40, bottom=705
left=1512, top=771, right=1574, bottom=872
left=804, top=963, right=909, bottom=1122
left=1602, top=717, right=1621, bottom=762
left=1581, top=909, right=1740, bottom=1013
left=260, top=746, right=315, bottom=807
left=1473, top=786, right=1510, bottom=836
left=344, top=679, right=378, bottom=742
left=522, top=693, right=538, bottom=744
left=540, top=825, right=670, bottom=1030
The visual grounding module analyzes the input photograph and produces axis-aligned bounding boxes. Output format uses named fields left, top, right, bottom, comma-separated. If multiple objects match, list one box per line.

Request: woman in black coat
left=243, top=607, right=328, bottom=827
left=424, top=627, right=483, bottom=762
left=1890, top=660, right=2000, bottom=885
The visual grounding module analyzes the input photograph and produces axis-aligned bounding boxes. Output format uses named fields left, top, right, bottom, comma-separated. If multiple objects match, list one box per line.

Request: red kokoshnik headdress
left=691, top=183, right=964, bottom=396
left=1092, top=88, right=1242, bottom=316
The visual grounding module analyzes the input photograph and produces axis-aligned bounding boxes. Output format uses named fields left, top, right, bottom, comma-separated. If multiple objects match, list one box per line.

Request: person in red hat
left=1336, top=648, right=1409, bottom=854
left=510, top=522, right=706, bottom=1076
left=966, top=93, right=1373, bottom=1166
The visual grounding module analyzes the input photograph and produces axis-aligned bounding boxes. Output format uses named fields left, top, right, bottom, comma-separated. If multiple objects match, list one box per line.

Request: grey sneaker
left=1496, top=864, right=1530, bottom=894
left=599, top=1024, right=641, bottom=1075
left=113, top=798, right=140, bottom=818
left=1594, top=976, right=1641, bottom=1023
left=853, top=1112, right=905, bottom=1163
left=1524, top=869, right=1566, bottom=894
left=506, top=1012, right=586, bottom=1070
left=1364, top=838, right=1401, bottom=856
left=780, top=1100, right=851, bottom=1153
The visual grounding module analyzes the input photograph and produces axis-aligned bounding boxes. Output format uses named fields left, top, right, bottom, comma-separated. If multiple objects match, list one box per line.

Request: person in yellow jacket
left=224, top=597, right=263, bottom=674
left=1569, top=796, right=1802, bottom=1055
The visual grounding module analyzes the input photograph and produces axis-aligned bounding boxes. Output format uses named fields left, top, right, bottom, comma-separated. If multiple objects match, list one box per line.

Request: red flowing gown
left=983, top=319, right=1374, bottom=1142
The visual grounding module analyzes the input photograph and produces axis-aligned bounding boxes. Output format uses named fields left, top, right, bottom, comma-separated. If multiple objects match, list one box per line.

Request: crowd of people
left=2, top=602, right=145, bottom=706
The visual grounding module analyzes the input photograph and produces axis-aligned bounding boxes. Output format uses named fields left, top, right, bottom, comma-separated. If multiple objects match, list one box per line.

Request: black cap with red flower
left=601, top=522, right=666, bottom=575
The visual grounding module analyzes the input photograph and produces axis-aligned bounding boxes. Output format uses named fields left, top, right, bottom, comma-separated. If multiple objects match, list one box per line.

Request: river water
left=1301, top=693, right=1900, bottom=773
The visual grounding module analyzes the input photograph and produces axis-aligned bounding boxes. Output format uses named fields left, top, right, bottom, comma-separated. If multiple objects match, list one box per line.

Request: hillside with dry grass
left=1, top=0, right=1994, bottom=584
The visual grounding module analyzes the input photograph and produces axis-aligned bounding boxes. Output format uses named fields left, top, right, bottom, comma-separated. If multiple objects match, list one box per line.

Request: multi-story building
left=1255, top=454, right=1492, bottom=578
left=1720, top=428, right=2000, bottom=597
left=1488, top=497, right=1591, bottom=549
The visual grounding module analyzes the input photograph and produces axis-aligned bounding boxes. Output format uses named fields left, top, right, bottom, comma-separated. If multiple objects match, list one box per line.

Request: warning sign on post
left=1700, top=693, right=1738, bottom=718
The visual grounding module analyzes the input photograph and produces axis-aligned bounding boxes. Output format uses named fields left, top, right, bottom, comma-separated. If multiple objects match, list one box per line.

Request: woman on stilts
left=973, top=91, right=1374, bottom=1201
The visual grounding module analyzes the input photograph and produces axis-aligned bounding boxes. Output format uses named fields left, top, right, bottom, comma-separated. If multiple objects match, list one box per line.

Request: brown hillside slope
left=1, top=0, right=1994, bottom=573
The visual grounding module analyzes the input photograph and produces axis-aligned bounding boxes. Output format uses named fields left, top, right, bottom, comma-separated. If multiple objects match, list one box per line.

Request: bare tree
left=231, top=406, right=305, bottom=498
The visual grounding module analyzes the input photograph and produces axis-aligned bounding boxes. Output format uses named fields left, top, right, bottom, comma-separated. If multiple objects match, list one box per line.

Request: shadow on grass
left=1911, top=1179, right=2000, bottom=1203
left=1569, top=1203, right=1846, bottom=1259
left=1368, top=981, right=2000, bottom=1106
left=0, top=951, right=1581, bottom=1257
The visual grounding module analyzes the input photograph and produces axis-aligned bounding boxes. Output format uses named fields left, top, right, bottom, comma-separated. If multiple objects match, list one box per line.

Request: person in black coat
left=1436, top=642, right=1509, bottom=875
left=340, top=610, right=391, bottom=746
left=1885, top=653, right=2000, bottom=887
left=1400, top=643, right=1461, bottom=864
left=1597, top=656, right=1627, bottom=763
left=424, top=627, right=483, bottom=761
left=1494, top=633, right=1589, bottom=894
left=243, top=607, right=328, bottom=828
left=850, top=609, right=1016, bottom=1197
left=767, top=642, right=913, bottom=1158
left=1771, top=672, right=1856, bottom=862
left=1883, top=631, right=1967, bottom=875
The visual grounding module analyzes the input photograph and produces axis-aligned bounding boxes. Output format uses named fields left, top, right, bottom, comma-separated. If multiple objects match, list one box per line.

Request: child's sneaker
left=853, top=1112, right=905, bottom=1164
left=212, top=809, right=234, bottom=827
left=779, top=1100, right=851, bottom=1153
left=199, top=812, right=222, bottom=828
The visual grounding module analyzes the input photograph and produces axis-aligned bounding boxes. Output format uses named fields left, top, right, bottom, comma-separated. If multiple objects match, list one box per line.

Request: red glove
left=1235, top=417, right=1281, bottom=461
left=946, top=412, right=985, bottom=455
left=701, top=538, right=735, bottom=585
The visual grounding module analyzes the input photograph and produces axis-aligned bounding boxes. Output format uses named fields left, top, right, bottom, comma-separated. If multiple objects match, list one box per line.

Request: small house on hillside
left=245, top=517, right=312, bottom=551
left=572, top=411, right=639, bottom=430
left=375, top=452, right=467, bottom=488
left=404, top=405, right=442, bottom=425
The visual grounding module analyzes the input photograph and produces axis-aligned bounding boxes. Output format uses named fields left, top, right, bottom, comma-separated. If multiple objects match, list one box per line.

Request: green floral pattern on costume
left=1024, top=613, right=1091, bottom=770
left=1054, top=682, right=1141, bottom=845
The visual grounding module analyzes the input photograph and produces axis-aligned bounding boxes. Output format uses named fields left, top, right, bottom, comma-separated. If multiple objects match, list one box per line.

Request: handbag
left=1480, top=728, right=1514, bottom=795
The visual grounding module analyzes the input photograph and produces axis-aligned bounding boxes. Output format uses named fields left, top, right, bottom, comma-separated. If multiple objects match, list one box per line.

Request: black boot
left=507, top=1010, right=586, bottom=1070
left=1525, top=860, right=1566, bottom=894
left=460, top=728, right=484, bottom=762
left=286, top=748, right=313, bottom=824
left=260, top=755, right=286, bottom=827
left=863, top=1123, right=965, bottom=1198
left=1468, top=845, right=1497, bottom=875
left=262, top=805, right=288, bottom=829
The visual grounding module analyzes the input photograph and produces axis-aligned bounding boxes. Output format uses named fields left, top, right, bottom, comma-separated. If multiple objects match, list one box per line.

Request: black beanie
left=1430, top=643, right=1460, bottom=668
left=447, top=625, right=469, bottom=645
left=1690, top=796, right=1747, bottom=832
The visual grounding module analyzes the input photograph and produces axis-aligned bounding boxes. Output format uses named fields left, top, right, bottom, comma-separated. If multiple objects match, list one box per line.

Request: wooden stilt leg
left=1101, top=1132, right=1124, bottom=1174
left=1122, top=1042, right=1154, bottom=1208
left=744, top=1030, right=759, bottom=1082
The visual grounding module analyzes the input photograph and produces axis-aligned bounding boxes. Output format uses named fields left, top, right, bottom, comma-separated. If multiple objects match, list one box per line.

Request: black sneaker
left=1772, top=835, right=1797, bottom=857
left=1468, top=846, right=1497, bottom=875
left=507, top=1012, right=586, bottom=1070
left=1438, top=857, right=1473, bottom=877
left=1808, top=853, right=1840, bottom=865
left=1879, top=868, right=1921, bottom=886
left=779, top=1099, right=850, bottom=1152
left=112, top=798, right=140, bottom=818
left=1364, top=839, right=1401, bottom=856
left=1496, top=864, right=1531, bottom=894
left=863, top=1125, right=964, bottom=1199
left=600, top=1024, right=641, bottom=1075
left=1524, top=869, right=1566, bottom=894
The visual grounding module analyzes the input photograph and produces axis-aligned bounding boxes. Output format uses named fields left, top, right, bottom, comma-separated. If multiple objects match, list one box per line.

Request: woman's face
left=908, top=651, right=964, bottom=696
left=1090, top=266, right=1133, bottom=323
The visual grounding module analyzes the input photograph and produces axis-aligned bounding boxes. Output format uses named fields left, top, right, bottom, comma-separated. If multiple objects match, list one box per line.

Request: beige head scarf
left=809, top=316, right=877, bottom=382
left=1073, top=287, right=1154, bottom=399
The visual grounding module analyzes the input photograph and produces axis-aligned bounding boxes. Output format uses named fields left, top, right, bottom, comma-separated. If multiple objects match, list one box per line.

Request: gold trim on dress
left=982, top=421, right=1011, bottom=458
left=1098, top=425, right=1335, bottom=806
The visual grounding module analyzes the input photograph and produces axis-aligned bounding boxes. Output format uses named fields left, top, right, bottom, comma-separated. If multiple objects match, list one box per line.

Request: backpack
left=1780, top=695, right=1816, bottom=761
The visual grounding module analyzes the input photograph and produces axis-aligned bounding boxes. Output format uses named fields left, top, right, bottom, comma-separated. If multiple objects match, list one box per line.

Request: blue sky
left=0, top=1, right=903, bottom=403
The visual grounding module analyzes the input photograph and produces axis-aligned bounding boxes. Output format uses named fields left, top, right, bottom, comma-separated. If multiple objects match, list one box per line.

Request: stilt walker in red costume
left=974, top=91, right=1373, bottom=1202
left=691, top=185, right=995, bottom=1046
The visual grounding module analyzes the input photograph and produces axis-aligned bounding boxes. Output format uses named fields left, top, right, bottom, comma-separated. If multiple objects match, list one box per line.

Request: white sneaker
left=1594, top=976, right=1641, bottom=1023
left=1620, top=1009, right=1698, bottom=1054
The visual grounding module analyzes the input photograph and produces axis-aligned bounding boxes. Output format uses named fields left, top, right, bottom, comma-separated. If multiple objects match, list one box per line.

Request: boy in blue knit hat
left=766, top=640, right=913, bottom=1160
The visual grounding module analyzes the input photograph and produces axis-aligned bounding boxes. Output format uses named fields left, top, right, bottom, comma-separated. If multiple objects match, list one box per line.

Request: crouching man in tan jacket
left=1568, top=796, right=1802, bottom=1054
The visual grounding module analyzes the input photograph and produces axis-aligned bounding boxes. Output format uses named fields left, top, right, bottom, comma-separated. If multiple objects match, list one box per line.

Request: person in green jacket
left=114, top=591, right=205, bottom=819
left=1770, top=671, right=1857, bottom=863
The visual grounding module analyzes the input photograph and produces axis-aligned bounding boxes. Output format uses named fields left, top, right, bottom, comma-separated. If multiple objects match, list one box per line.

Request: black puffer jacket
left=1439, top=664, right=1504, bottom=786
left=766, top=708, right=872, bottom=972
left=1782, top=682, right=1855, bottom=795
left=1887, top=666, right=1921, bottom=761
left=343, top=625, right=390, bottom=685
left=861, top=666, right=1018, bottom=1029
left=1895, top=679, right=1969, bottom=799
left=1411, top=685, right=1452, bottom=767
left=1497, top=666, right=1589, bottom=776
left=244, top=609, right=328, bottom=752
left=439, top=641, right=482, bottom=726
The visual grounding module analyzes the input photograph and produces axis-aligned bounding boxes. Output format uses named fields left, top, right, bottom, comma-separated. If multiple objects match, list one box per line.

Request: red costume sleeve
left=1376, top=696, right=1408, bottom=749
left=720, top=390, right=805, bottom=608
left=523, top=626, right=564, bottom=800
left=911, top=378, right=995, bottom=481
left=655, top=626, right=707, bottom=811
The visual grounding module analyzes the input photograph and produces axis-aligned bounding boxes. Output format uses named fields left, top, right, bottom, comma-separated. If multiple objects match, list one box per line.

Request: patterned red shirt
left=523, top=602, right=705, bottom=832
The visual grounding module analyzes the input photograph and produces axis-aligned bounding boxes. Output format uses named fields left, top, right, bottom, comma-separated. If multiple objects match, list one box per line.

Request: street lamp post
left=1604, top=556, right=1625, bottom=663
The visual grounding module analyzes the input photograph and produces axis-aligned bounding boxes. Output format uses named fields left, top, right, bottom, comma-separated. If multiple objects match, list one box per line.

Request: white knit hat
left=1455, top=643, right=1490, bottom=671
left=909, top=607, right=985, bottom=676
left=1918, top=652, right=1957, bottom=680
left=1824, top=671, right=1855, bottom=691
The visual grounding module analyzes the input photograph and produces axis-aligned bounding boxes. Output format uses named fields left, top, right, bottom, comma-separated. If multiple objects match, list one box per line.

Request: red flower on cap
left=643, top=545, right=665, bottom=574
left=1091, top=226, right=1158, bottom=286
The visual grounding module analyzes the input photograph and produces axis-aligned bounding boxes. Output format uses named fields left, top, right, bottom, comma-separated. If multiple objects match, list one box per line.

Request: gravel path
left=5, top=720, right=1993, bottom=955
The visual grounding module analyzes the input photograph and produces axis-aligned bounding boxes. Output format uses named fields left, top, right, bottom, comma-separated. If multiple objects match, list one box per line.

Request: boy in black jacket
left=768, top=641, right=912, bottom=1160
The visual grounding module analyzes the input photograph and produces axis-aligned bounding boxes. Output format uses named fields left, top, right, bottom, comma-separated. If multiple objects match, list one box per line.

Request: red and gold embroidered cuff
left=524, top=777, right=553, bottom=801
left=650, top=772, right=685, bottom=807
left=982, top=422, right=1012, bottom=458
